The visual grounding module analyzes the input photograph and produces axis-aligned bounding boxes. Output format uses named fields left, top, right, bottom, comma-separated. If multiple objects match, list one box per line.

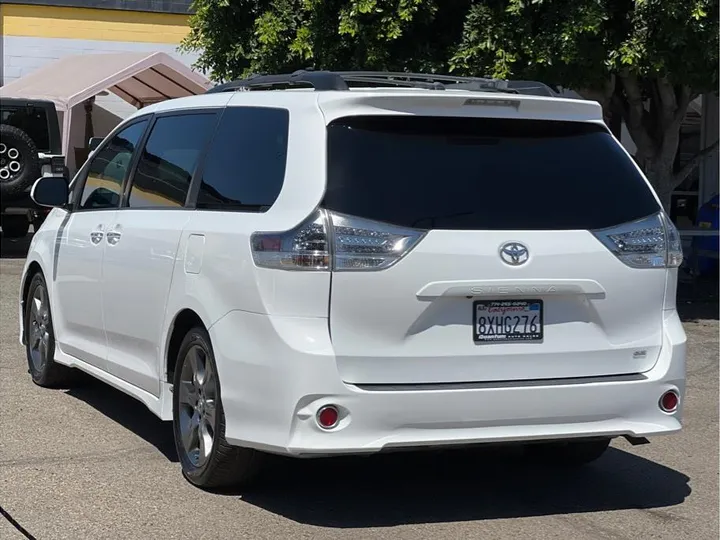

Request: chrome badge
left=499, top=242, right=529, bottom=266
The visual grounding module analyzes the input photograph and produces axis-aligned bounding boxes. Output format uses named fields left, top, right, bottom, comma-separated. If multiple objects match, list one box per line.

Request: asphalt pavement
left=1, top=233, right=718, bottom=540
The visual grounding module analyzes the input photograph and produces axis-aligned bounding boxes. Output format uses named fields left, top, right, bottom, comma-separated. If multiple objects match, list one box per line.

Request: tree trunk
left=643, top=156, right=676, bottom=212
left=607, top=94, right=624, bottom=139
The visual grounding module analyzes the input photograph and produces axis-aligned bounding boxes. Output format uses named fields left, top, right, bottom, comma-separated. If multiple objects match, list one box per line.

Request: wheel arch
left=164, top=308, right=208, bottom=385
left=19, top=259, right=44, bottom=345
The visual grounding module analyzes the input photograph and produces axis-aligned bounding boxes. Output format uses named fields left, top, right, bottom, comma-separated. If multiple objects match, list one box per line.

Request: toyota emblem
left=499, top=242, right=529, bottom=266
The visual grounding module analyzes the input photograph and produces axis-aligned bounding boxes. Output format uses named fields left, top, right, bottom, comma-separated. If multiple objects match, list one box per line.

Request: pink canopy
left=0, top=51, right=212, bottom=156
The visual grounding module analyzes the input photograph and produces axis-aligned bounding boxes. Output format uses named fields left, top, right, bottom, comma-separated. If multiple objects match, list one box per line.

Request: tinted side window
left=128, top=113, right=217, bottom=208
left=80, top=119, right=148, bottom=210
left=196, top=107, right=289, bottom=211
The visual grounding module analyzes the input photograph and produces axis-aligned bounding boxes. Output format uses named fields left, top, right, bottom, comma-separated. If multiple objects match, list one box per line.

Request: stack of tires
left=0, top=124, right=41, bottom=238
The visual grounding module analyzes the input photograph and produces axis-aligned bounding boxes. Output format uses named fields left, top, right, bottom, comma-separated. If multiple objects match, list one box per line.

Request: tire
left=25, top=272, right=79, bottom=387
left=524, top=437, right=611, bottom=466
left=0, top=125, right=41, bottom=199
left=1, top=215, right=30, bottom=238
left=173, top=326, right=263, bottom=489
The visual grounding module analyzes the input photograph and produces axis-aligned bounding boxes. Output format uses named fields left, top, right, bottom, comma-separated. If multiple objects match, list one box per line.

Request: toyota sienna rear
left=22, top=75, right=686, bottom=489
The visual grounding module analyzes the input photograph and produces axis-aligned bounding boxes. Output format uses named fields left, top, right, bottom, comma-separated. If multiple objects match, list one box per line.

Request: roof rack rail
left=206, top=69, right=555, bottom=96
left=334, top=71, right=510, bottom=91
left=504, top=80, right=558, bottom=97
left=205, top=69, right=348, bottom=93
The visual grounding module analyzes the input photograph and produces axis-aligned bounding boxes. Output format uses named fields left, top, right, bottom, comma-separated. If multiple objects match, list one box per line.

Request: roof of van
left=134, top=87, right=604, bottom=124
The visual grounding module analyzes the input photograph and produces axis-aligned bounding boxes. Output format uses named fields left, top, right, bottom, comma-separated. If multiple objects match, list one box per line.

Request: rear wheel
left=172, top=326, right=263, bottom=489
left=524, top=438, right=611, bottom=466
left=25, top=272, right=79, bottom=387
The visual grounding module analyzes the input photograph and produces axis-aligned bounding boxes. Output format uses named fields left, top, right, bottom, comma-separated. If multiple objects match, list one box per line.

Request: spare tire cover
left=0, top=124, right=42, bottom=200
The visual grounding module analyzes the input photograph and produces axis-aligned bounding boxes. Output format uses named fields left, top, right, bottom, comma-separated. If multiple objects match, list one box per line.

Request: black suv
left=1, top=98, right=66, bottom=238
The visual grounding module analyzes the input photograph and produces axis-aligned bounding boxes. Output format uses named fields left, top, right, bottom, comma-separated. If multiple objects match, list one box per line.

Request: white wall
left=2, top=35, right=200, bottom=85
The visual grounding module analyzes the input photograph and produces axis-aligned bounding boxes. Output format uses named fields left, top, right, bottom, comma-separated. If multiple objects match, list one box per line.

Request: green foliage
left=182, top=0, right=719, bottom=206
left=181, top=0, right=469, bottom=80
left=183, top=0, right=717, bottom=93
left=450, top=0, right=718, bottom=92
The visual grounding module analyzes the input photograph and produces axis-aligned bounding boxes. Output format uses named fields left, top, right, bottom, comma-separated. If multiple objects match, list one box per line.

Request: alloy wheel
left=178, top=345, right=218, bottom=467
left=28, top=284, right=51, bottom=372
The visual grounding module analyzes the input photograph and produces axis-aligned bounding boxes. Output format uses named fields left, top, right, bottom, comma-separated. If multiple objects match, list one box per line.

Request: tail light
left=250, top=210, right=330, bottom=270
left=251, top=209, right=425, bottom=271
left=592, top=212, right=683, bottom=269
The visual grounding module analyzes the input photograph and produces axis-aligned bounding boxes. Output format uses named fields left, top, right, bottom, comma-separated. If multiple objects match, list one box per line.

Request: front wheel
left=524, top=437, right=611, bottom=466
left=172, top=326, right=263, bottom=489
left=25, top=272, right=78, bottom=387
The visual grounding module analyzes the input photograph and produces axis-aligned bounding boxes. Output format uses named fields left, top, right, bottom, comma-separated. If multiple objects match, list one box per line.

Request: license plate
left=473, top=300, right=543, bottom=342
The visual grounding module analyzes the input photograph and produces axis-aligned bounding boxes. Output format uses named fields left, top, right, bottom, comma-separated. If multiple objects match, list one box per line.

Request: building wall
left=2, top=2, right=717, bottom=210
left=1, top=1, right=203, bottom=174
left=3, top=35, right=200, bottom=118
left=1, top=3, right=200, bottom=118
left=1, top=3, right=191, bottom=46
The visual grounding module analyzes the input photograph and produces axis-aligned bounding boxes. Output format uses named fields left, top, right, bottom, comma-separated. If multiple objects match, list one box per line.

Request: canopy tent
left=0, top=52, right=212, bottom=159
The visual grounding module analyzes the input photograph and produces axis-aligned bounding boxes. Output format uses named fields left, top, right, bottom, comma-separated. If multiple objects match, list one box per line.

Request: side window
left=79, top=119, right=149, bottom=210
left=127, top=113, right=217, bottom=208
left=196, top=107, right=289, bottom=211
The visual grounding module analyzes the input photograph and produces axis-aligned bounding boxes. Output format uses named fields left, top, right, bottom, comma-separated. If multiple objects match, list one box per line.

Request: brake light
left=251, top=210, right=425, bottom=271
left=592, top=212, right=683, bottom=268
left=250, top=210, right=329, bottom=270
left=328, top=212, right=425, bottom=270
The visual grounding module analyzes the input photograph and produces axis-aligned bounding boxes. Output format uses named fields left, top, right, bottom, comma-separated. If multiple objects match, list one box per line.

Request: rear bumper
left=210, top=310, right=686, bottom=456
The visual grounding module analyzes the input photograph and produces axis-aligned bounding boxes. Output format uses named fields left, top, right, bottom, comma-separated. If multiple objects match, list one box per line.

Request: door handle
left=106, top=231, right=122, bottom=246
left=90, top=231, right=104, bottom=244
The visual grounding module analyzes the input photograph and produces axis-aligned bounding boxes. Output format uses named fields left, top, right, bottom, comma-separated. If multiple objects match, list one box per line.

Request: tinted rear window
left=2, top=106, right=50, bottom=152
left=324, top=116, right=660, bottom=230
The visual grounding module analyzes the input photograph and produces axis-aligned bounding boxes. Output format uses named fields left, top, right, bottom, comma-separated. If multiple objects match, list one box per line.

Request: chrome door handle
left=106, top=231, right=122, bottom=246
left=90, top=231, right=104, bottom=244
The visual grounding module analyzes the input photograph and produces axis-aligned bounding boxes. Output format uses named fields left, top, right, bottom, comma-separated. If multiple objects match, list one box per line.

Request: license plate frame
left=473, top=299, right=544, bottom=343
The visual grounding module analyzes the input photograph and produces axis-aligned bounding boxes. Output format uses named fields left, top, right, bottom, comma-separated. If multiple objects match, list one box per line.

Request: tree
left=183, top=0, right=719, bottom=209
left=181, top=1, right=465, bottom=80
left=450, top=0, right=719, bottom=209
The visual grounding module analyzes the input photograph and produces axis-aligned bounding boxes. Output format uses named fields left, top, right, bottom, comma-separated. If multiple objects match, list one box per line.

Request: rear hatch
left=322, top=114, right=669, bottom=385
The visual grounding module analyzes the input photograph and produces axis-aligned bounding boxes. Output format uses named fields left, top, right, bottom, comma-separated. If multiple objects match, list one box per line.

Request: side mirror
left=31, top=176, right=69, bottom=208
left=88, top=137, right=103, bottom=151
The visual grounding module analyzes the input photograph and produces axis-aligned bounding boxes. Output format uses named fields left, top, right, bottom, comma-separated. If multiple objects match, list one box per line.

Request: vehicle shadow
left=64, top=381, right=690, bottom=527
left=678, top=277, right=719, bottom=322
left=237, top=447, right=690, bottom=527
left=65, top=381, right=178, bottom=463
left=0, top=232, right=33, bottom=259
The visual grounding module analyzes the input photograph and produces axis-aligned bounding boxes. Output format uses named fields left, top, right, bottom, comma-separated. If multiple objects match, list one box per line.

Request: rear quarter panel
left=160, top=96, right=331, bottom=379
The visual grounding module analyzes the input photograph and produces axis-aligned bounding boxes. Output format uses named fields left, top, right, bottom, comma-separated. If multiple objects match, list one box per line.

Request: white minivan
left=20, top=71, right=686, bottom=489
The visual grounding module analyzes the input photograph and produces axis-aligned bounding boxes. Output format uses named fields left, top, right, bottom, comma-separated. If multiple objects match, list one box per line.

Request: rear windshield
left=324, top=116, right=660, bottom=230
left=1, top=106, right=50, bottom=152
